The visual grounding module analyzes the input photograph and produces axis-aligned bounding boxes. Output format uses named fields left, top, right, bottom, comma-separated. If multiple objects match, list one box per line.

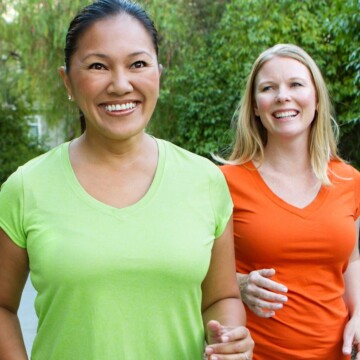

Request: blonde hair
left=223, top=44, right=341, bottom=185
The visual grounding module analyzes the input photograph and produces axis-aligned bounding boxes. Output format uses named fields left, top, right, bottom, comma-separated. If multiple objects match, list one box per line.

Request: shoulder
left=157, top=139, right=232, bottom=213
left=159, top=139, right=222, bottom=177
left=19, top=143, right=66, bottom=175
left=219, top=162, right=254, bottom=181
left=2, top=143, right=66, bottom=189
left=329, top=161, right=360, bottom=215
left=330, top=160, right=360, bottom=183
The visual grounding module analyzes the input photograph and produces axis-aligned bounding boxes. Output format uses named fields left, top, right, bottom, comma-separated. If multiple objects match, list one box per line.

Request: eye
left=262, top=85, right=273, bottom=92
left=131, top=60, right=146, bottom=69
left=89, top=63, right=106, bottom=70
left=291, top=82, right=303, bottom=87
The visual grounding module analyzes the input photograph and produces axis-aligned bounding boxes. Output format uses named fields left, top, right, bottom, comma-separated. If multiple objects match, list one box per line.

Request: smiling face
left=60, top=13, right=161, bottom=142
left=254, top=56, right=317, bottom=142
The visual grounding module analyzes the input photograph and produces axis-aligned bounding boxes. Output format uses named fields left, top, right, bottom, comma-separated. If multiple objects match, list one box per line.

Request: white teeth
left=104, top=102, right=136, bottom=112
left=274, top=111, right=297, bottom=119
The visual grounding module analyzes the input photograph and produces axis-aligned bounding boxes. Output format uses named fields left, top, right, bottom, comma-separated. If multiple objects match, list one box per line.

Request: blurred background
left=0, top=0, right=359, bottom=187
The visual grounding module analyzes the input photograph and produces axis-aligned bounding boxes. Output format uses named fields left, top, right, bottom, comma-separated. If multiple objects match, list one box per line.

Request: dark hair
left=64, top=0, right=160, bottom=132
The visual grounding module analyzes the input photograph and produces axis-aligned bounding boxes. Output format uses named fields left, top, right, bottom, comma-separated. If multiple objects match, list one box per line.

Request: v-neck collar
left=247, top=161, right=331, bottom=217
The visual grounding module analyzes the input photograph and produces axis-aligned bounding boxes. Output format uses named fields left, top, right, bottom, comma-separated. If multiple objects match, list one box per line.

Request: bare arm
left=342, top=218, right=360, bottom=358
left=202, top=218, right=254, bottom=359
left=0, top=228, right=29, bottom=360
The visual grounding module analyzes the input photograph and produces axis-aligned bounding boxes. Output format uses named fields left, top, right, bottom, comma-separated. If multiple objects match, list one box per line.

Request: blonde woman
left=220, top=44, right=360, bottom=360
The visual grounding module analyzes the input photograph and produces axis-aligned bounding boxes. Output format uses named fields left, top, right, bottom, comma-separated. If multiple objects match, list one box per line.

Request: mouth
left=102, top=102, right=138, bottom=113
left=273, top=110, right=299, bottom=119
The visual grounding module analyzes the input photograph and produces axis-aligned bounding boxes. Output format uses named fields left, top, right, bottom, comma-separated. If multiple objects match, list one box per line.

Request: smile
left=104, top=102, right=137, bottom=112
left=274, top=111, right=298, bottom=119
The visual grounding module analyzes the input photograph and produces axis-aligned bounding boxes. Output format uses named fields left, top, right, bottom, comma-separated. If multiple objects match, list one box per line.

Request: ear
left=158, top=63, right=163, bottom=76
left=59, top=66, right=73, bottom=99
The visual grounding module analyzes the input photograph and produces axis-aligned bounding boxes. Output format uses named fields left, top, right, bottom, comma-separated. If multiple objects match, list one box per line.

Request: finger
left=342, top=346, right=353, bottom=355
left=257, top=268, right=276, bottom=278
left=243, top=296, right=282, bottom=317
left=248, top=272, right=288, bottom=294
left=247, top=289, right=288, bottom=305
left=205, top=340, right=248, bottom=356
left=207, top=320, right=222, bottom=333
left=251, top=305, right=275, bottom=318
left=206, top=320, right=223, bottom=344
left=342, top=323, right=354, bottom=355
left=220, top=325, right=249, bottom=343
left=244, top=288, right=286, bottom=310
left=205, top=327, right=252, bottom=354
left=207, top=352, right=250, bottom=360
left=249, top=292, right=287, bottom=308
left=207, top=321, right=248, bottom=345
left=255, top=281, right=288, bottom=296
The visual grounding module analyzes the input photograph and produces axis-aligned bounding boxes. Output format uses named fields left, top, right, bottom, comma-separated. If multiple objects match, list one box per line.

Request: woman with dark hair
left=0, top=1, right=253, bottom=359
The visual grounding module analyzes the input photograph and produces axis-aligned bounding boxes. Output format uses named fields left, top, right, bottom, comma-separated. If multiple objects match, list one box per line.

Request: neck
left=72, top=132, right=156, bottom=168
left=262, top=135, right=312, bottom=174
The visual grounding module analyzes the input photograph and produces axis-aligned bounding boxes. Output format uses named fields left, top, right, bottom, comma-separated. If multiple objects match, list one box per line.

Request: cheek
left=254, top=95, right=271, bottom=115
left=143, top=73, right=160, bottom=94
left=72, top=73, right=108, bottom=98
left=302, top=91, right=317, bottom=114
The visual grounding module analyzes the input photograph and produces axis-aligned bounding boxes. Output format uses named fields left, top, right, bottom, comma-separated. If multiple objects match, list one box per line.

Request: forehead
left=74, top=13, right=156, bottom=56
left=256, top=56, right=312, bottom=81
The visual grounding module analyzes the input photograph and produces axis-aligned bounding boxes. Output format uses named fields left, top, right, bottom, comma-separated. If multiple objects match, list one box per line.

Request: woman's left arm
left=343, top=218, right=360, bottom=358
left=202, top=217, right=254, bottom=360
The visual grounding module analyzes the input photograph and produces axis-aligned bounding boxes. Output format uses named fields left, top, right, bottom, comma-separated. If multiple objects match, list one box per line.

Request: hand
left=342, top=315, right=360, bottom=359
left=204, top=320, right=254, bottom=360
left=239, top=268, right=288, bottom=318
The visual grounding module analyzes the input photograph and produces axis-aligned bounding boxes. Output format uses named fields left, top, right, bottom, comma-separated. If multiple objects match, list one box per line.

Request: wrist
left=236, top=273, right=249, bottom=292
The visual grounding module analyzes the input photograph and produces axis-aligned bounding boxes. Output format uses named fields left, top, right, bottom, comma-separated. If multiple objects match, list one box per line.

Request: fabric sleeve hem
left=209, top=168, right=234, bottom=239
left=353, top=167, right=360, bottom=219
left=0, top=224, right=27, bottom=249
left=0, top=167, right=27, bottom=248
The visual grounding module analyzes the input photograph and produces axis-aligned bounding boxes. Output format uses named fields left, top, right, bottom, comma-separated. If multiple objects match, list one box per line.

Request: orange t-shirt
left=221, top=160, right=360, bottom=360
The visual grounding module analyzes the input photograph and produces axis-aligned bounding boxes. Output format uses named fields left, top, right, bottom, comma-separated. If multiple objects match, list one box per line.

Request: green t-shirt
left=0, top=138, right=232, bottom=359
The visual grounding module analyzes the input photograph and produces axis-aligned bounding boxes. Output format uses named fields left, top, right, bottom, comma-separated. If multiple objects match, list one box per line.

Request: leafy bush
left=0, top=48, right=45, bottom=185
left=150, top=0, right=359, bottom=168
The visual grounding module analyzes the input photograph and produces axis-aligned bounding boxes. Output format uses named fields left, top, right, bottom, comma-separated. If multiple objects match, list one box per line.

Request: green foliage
left=325, top=0, right=360, bottom=167
left=0, top=31, right=45, bottom=185
left=0, top=106, right=45, bottom=185
left=150, top=0, right=359, bottom=168
left=4, top=0, right=88, bottom=135
left=1, top=0, right=359, bottom=170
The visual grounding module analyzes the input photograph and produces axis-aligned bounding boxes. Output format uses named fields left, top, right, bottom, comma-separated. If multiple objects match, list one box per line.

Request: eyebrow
left=81, top=51, right=154, bottom=62
left=257, top=77, right=307, bottom=86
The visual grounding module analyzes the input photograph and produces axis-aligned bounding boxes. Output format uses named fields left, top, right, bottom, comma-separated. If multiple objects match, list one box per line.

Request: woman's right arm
left=0, top=228, right=29, bottom=360
left=237, top=269, right=288, bottom=318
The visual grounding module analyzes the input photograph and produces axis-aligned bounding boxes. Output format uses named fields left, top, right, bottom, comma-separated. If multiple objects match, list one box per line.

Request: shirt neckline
left=247, top=160, right=330, bottom=217
left=60, top=138, right=165, bottom=216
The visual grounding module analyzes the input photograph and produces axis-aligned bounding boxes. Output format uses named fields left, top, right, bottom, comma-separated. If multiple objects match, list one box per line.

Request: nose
left=275, top=87, right=291, bottom=102
left=107, top=70, right=133, bottom=95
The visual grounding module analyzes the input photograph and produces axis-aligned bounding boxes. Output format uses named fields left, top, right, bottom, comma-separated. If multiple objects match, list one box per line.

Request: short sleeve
left=209, top=167, right=233, bottom=238
left=354, top=167, right=360, bottom=220
left=0, top=169, right=27, bottom=248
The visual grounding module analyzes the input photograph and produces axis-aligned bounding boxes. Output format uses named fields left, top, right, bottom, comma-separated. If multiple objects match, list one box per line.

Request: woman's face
left=60, top=13, right=161, bottom=142
left=253, top=56, right=317, bottom=142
